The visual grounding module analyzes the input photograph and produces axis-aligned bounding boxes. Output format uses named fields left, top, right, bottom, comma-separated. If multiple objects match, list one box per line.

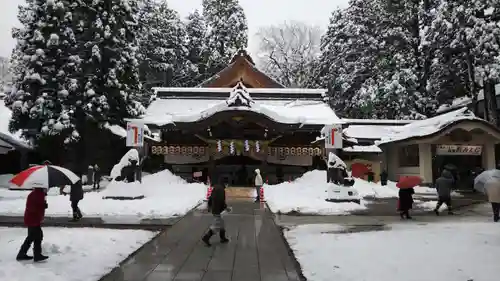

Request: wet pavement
left=0, top=215, right=180, bottom=230
left=100, top=199, right=301, bottom=281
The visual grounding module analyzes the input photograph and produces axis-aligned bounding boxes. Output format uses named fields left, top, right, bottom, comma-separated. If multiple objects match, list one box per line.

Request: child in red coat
left=16, top=188, right=49, bottom=262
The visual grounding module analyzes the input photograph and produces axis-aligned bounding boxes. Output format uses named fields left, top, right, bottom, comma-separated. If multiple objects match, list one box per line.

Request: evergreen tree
left=318, top=0, right=437, bottom=119
left=8, top=0, right=80, bottom=141
left=425, top=0, right=500, bottom=123
left=184, top=9, right=209, bottom=86
left=137, top=0, right=192, bottom=87
left=76, top=0, right=145, bottom=127
left=202, top=0, right=248, bottom=75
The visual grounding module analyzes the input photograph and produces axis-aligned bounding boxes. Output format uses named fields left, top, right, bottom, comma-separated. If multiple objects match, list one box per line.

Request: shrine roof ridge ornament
left=226, top=82, right=254, bottom=107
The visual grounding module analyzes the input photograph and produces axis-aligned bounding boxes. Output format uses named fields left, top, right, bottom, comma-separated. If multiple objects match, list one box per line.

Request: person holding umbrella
left=474, top=169, right=500, bottom=222
left=396, top=176, right=421, bottom=219
left=16, top=186, right=49, bottom=262
left=10, top=164, right=81, bottom=261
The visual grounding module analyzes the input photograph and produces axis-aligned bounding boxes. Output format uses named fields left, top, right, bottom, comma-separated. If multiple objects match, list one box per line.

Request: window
left=398, top=144, right=419, bottom=167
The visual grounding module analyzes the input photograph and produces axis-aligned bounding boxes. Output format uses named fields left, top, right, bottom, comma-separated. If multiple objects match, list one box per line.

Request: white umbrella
left=474, top=169, right=500, bottom=193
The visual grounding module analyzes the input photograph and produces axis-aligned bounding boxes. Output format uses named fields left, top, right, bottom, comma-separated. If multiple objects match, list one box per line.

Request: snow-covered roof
left=377, top=107, right=488, bottom=145
left=0, top=98, right=32, bottom=152
left=436, top=84, right=500, bottom=114
left=152, top=87, right=326, bottom=95
left=141, top=83, right=341, bottom=126
left=341, top=118, right=415, bottom=125
left=343, top=145, right=382, bottom=153
left=104, top=123, right=160, bottom=142
left=344, top=125, right=407, bottom=140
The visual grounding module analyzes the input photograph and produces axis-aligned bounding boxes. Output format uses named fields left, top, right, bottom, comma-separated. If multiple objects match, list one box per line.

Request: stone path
left=100, top=199, right=301, bottom=281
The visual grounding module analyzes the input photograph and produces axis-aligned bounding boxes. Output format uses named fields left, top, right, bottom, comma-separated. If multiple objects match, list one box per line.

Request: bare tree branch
left=254, top=21, right=322, bottom=87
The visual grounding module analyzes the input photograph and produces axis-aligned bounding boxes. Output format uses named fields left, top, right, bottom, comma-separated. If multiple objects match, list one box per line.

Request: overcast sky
left=0, top=0, right=349, bottom=58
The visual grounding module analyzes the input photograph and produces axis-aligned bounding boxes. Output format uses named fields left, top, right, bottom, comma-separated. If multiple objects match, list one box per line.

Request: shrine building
left=134, top=50, right=345, bottom=185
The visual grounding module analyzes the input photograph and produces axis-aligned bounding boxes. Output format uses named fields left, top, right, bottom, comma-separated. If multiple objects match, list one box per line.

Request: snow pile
left=285, top=222, right=500, bottom=281
left=110, top=148, right=139, bottom=180
left=0, top=227, right=155, bottom=281
left=264, top=170, right=367, bottom=215
left=0, top=170, right=206, bottom=219
left=0, top=174, right=14, bottom=189
left=264, top=170, right=463, bottom=214
left=377, top=107, right=480, bottom=144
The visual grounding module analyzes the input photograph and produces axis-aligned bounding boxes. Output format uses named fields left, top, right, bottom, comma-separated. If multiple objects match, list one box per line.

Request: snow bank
left=0, top=170, right=206, bottom=219
left=0, top=174, right=14, bottom=188
left=285, top=222, right=500, bottom=281
left=264, top=170, right=463, bottom=215
left=0, top=227, right=155, bottom=281
left=264, top=171, right=367, bottom=215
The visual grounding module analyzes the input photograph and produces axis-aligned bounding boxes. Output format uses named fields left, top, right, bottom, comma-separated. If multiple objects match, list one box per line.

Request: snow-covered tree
left=255, top=21, right=322, bottom=87
left=8, top=0, right=80, bottom=139
left=424, top=0, right=500, bottom=124
left=136, top=0, right=192, bottom=87
left=184, top=9, right=209, bottom=86
left=202, top=0, right=248, bottom=75
left=76, top=0, right=145, bottom=127
left=318, top=0, right=437, bottom=119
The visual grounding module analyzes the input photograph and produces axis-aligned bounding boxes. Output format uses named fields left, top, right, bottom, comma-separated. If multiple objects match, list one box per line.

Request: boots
left=220, top=229, right=229, bottom=244
left=202, top=229, right=214, bottom=247
left=16, top=238, right=33, bottom=261
left=33, top=241, right=48, bottom=262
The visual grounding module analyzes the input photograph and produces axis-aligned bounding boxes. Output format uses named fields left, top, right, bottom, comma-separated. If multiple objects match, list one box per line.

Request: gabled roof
left=376, top=107, right=499, bottom=145
left=198, top=50, right=285, bottom=88
left=136, top=82, right=341, bottom=127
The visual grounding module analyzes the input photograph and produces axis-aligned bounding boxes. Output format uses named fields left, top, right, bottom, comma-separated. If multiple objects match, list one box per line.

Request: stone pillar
left=482, top=142, right=496, bottom=169
left=418, top=143, right=433, bottom=184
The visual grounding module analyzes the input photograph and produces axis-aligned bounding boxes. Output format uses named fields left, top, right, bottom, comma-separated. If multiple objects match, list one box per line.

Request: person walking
left=485, top=180, right=500, bottom=222
left=433, top=169, right=454, bottom=215
left=202, top=178, right=231, bottom=247
left=61, top=181, right=84, bottom=221
left=254, top=169, right=263, bottom=202
left=398, top=187, right=415, bottom=219
left=16, top=187, right=49, bottom=262
left=93, top=164, right=101, bottom=190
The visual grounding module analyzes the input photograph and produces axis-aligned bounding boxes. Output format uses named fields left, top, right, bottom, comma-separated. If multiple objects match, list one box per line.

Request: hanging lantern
left=230, top=141, right=235, bottom=154
left=244, top=140, right=249, bottom=151
left=255, top=141, right=260, bottom=152
left=217, top=140, right=222, bottom=152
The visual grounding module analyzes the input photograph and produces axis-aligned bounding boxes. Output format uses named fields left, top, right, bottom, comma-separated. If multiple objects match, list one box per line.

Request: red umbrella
left=396, top=176, right=422, bottom=189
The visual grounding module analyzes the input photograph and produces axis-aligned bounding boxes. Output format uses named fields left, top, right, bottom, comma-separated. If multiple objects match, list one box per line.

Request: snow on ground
left=285, top=222, right=500, bottom=281
left=0, top=170, right=206, bottom=219
left=264, top=170, right=453, bottom=215
left=0, top=227, right=155, bottom=281
left=264, top=171, right=367, bottom=215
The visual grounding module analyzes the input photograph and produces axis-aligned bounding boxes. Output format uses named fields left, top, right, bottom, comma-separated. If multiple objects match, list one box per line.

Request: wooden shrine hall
left=135, top=50, right=343, bottom=185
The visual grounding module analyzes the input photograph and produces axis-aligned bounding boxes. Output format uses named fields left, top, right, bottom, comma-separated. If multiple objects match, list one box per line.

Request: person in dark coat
left=61, top=181, right=84, bottom=221
left=17, top=187, right=49, bottom=262
left=398, top=187, right=415, bottom=219
left=380, top=170, right=388, bottom=186
left=93, top=164, right=101, bottom=190
left=202, top=178, right=230, bottom=247
left=433, top=169, right=454, bottom=215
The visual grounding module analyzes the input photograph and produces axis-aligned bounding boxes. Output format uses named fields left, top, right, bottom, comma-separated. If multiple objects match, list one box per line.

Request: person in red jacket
left=16, top=187, right=49, bottom=262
